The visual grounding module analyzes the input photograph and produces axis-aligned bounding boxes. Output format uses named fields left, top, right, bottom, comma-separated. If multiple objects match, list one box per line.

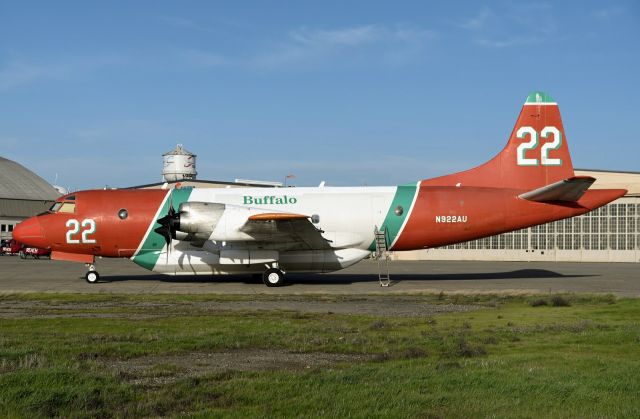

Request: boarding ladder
left=374, top=226, right=391, bottom=287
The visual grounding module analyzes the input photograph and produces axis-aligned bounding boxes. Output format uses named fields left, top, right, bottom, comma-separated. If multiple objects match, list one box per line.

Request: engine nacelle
left=176, top=202, right=225, bottom=239
left=174, top=202, right=293, bottom=243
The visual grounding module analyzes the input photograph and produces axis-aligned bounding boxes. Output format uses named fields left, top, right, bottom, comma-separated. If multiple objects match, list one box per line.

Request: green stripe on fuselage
left=369, top=182, right=418, bottom=251
left=132, top=187, right=193, bottom=270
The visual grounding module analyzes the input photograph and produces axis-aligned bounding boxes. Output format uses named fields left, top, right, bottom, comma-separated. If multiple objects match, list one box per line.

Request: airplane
left=13, top=92, right=626, bottom=287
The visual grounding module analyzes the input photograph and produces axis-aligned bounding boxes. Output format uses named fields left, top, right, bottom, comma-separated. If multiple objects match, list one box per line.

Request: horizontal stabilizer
left=518, top=176, right=596, bottom=202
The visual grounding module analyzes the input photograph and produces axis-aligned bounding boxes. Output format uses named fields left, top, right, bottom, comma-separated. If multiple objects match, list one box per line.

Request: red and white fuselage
left=13, top=92, right=626, bottom=281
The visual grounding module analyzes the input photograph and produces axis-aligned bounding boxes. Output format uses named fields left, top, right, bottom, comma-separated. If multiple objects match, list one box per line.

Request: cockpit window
left=58, top=202, right=76, bottom=213
left=65, top=195, right=76, bottom=201
left=49, top=202, right=63, bottom=212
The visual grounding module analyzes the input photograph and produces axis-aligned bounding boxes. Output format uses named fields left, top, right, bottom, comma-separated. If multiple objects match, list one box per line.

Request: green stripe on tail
left=525, top=91, right=555, bottom=104
left=369, top=182, right=418, bottom=251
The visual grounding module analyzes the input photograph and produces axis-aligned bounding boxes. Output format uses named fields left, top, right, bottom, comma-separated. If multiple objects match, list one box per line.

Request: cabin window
left=118, top=209, right=128, bottom=220
left=58, top=202, right=76, bottom=213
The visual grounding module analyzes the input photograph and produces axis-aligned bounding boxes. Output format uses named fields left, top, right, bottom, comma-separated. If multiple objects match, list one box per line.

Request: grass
left=0, top=292, right=638, bottom=417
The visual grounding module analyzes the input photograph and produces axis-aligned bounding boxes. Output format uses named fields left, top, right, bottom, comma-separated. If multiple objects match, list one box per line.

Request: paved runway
left=0, top=255, right=638, bottom=296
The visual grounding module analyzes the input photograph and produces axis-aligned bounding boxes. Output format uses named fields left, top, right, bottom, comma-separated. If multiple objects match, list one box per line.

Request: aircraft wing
left=240, top=212, right=333, bottom=249
left=518, top=176, right=596, bottom=202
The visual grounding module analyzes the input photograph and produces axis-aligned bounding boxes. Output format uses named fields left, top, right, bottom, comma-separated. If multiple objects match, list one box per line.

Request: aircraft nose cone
left=13, top=217, right=48, bottom=249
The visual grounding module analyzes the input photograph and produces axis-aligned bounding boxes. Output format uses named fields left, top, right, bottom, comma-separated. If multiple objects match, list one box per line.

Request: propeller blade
left=156, top=214, right=171, bottom=226
left=155, top=191, right=179, bottom=259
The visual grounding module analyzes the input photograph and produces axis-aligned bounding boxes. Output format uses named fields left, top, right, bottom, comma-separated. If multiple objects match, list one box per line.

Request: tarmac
left=1, top=255, right=639, bottom=296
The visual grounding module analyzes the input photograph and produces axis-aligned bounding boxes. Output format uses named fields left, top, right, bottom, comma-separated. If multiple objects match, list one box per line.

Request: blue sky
left=1, top=1, right=638, bottom=190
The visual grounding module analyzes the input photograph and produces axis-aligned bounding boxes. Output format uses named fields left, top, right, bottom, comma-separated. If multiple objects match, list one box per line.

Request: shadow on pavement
left=99, top=269, right=595, bottom=286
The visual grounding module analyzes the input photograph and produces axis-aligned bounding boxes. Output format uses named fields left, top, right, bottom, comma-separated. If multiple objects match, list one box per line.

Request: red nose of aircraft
left=13, top=217, right=49, bottom=249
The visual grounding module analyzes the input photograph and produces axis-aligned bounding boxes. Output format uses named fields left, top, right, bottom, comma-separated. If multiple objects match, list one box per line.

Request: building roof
left=0, top=157, right=61, bottom=201
left=163, top=144, right=196, bottom=157
left=128, top=179, right=276, bottom=189
left=575, top=169, right=640, bottom=197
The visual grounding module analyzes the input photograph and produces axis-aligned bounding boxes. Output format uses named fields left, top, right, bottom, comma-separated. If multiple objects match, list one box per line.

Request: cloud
left=158, top=14, right=254, bottom=32
left=163, top=23, right=436, bottom=72
left=592, top=6, right=624, bottom=20
left=459, top=3, right=557, bottom=48
left=182, top=49, right=230, bottom=68
left=159, top=16, right=211, bottom=32
left=0, top=56, right=119, bottom=91
left=459, top=7, right=492, bottom=30
left=0, top=62, right=63, bottom=90
left=475, top=37, right=542, bottom=48
left=254, top=24, right=437, bottom=68
left=289, top=25, right=384, bottom=47
left=176, top=24, right=437, bottom=71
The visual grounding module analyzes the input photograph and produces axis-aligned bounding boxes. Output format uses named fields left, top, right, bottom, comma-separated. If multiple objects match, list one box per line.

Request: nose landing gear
left=85, top=264, right=100, bottom=284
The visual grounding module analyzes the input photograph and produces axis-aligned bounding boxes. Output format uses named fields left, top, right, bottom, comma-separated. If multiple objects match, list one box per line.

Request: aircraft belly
left=279, top=248, right=371, bottom=272
left=150, top=247, right=370, bottom=275
left=218, top=249, right=277, bottom=265
left=151, top=249, right=220, bottom=275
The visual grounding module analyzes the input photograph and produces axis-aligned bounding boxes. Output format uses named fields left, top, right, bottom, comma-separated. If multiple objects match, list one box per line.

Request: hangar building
left=395, top=169, right=640, bottom=263
left=0, top=157, right=60, bottom=241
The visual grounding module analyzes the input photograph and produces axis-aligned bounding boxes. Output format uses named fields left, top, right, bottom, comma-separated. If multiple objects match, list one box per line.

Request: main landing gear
left=262, top=264, right=286, bottom=287
left=85, top=264, right=100, bottom=284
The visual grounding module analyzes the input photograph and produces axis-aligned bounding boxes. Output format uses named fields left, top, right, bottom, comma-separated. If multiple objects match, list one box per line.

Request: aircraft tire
left=19, top=251, right=26, bottom=259
left=85, top=271, right=100, bottom=284
left=263, top=268, right=285, bottom=287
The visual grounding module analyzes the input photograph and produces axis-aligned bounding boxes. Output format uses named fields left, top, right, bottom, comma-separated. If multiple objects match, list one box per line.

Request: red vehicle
left=1, top=240, right=21, bottom=255
left=1, top=240, right=50, bottom=259
left=19, top=245, right=51, bottom=259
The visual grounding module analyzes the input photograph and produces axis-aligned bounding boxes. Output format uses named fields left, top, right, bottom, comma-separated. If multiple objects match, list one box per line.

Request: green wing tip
left=525, top=91, right=555, bottom=104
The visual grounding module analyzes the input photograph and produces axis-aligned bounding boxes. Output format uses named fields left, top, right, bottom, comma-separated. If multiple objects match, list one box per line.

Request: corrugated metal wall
left=0, top=199, right=53, bottom=218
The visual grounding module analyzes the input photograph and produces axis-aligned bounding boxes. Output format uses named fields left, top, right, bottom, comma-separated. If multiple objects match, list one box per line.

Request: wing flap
left=518, top=176, right=596, bottom=202
left=241, top=212, right=332, bottom=249
left=248, top=212, right=309, bottom=221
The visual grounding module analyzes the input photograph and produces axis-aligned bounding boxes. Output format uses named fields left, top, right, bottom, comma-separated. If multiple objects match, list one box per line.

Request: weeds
left=531, top=298, right=548, bottom=307
left=369, top=320, right=389, bottom=330
left=551, top=296, right=571, bottom=307
left=0, top=353, right=47, bottom=372
left=455, top=338, right=487, bottom=358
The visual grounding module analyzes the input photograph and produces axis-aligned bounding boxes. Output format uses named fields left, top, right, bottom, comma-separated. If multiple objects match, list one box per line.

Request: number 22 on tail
left=516, top=126, right=562, bottom=166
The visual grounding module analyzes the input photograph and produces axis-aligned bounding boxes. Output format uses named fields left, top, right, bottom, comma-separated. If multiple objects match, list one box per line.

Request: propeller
left=154, top=196, right=181, bottom=254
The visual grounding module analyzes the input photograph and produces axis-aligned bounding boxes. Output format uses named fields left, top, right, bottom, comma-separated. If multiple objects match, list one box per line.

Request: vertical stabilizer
left=422, top=92, right=574, bottom=190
